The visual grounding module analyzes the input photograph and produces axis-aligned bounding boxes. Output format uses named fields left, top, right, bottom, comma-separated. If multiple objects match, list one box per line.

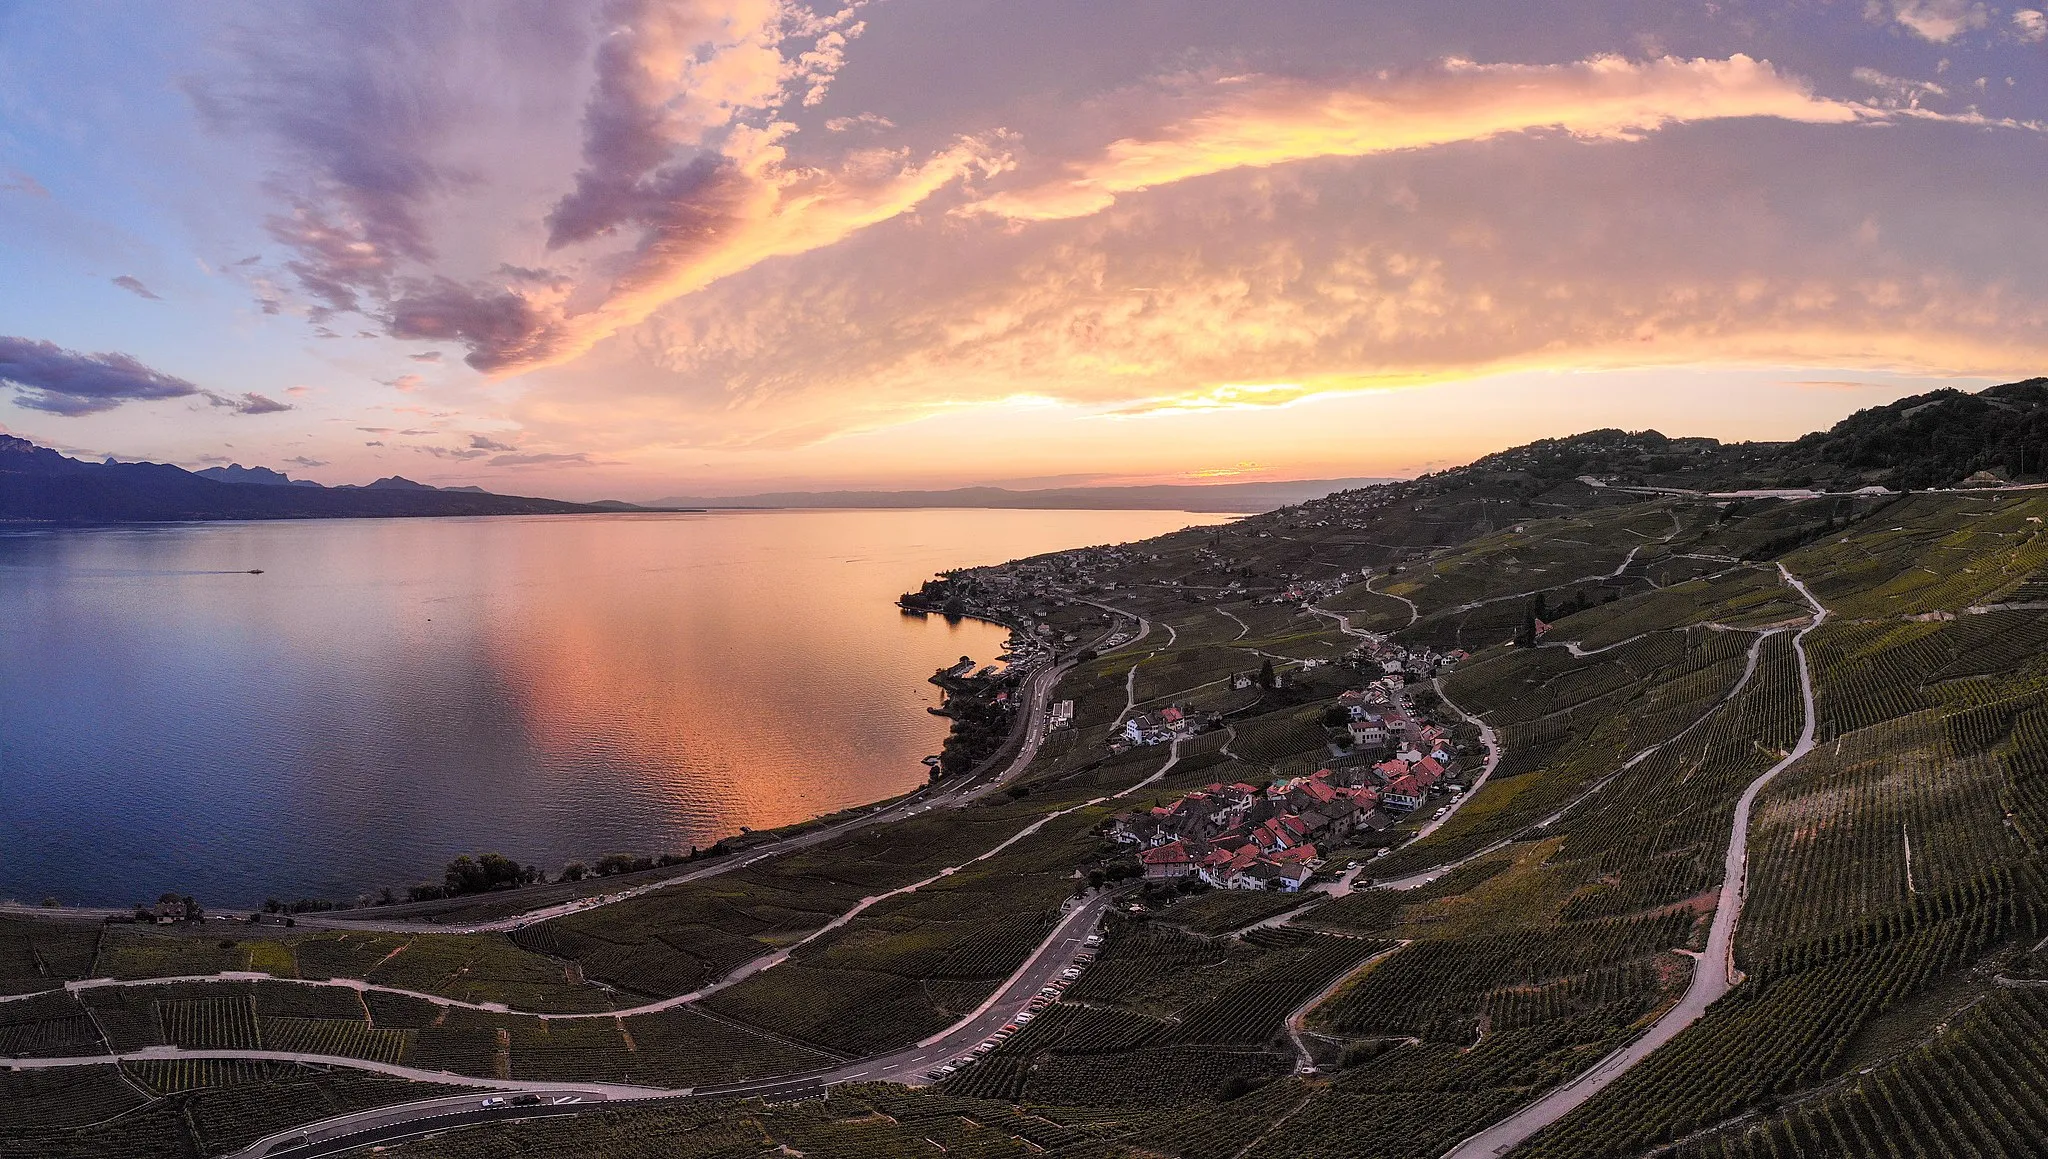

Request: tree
left=1258, top=658, right=1277, bottom=690
left=560, top=862, right=587, bottom=883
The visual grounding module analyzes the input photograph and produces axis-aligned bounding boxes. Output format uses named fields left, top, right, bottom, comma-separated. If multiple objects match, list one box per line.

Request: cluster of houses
left=1106, top=687, right=1465, bottom=892
left=1117, top=705, right=1212, bottom=748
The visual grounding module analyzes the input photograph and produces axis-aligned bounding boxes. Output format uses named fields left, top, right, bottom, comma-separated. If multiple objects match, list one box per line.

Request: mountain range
left=6, top=379, right=2045, bottom=524
left=0, top=436, right=630, bottom=523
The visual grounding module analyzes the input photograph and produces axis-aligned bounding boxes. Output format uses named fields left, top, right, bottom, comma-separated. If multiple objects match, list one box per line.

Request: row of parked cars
left=926, top=930, right=1104, bottom=1081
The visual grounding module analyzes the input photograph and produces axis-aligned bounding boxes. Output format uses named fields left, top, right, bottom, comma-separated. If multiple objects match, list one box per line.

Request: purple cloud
left=386, top=278, right=562, bottom=371
left=204, top=391, right=294, bottom=415
left=188, top=2, right=587, bottom=319
left=0, top=336, right=201, bottom=416
left=111, top=275, right=162, bottom=300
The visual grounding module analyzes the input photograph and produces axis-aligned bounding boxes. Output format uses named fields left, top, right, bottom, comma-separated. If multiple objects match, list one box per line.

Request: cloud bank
left=967, top=55, right=1866, bottom=222
left=0, top=337, right=203, bottom=416
left=203, top=0, right=1006, bottom=379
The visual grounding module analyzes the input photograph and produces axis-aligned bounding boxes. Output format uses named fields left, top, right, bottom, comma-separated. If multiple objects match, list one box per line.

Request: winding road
left=1440, top=564, right=1826, bottom=1159
left=1, top=730, right=1196, bottom=1153
left=216, top=891, right=1116, bottom=1159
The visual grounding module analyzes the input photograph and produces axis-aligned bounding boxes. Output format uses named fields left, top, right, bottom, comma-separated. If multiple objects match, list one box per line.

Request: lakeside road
left=1441, top=565, right=1827, bottom=1159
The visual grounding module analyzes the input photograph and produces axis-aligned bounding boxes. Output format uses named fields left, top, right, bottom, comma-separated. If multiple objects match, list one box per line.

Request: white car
left=480, top=1097, right=507, bottom=1108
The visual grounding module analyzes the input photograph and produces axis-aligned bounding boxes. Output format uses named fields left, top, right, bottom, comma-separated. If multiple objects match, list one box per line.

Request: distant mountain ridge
left=7, top=379, right=2041, bottom=526
left=0, top=435, right=622, bottom=523
left=194, top=464, right=320, bottom=488
left=649, top=477, right=1402, bottom=514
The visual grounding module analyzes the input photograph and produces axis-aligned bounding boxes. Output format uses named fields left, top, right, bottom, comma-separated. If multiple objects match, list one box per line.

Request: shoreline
left=7, top=598, right=1042, bottom=921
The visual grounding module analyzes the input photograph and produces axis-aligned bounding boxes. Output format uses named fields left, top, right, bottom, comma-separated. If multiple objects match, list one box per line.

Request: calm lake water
left=0, top=509, right=1225, bottom=907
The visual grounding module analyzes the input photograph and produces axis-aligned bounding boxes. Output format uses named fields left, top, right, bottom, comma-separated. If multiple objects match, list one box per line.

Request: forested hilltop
left=5, top=381, right=2048, bottom=1159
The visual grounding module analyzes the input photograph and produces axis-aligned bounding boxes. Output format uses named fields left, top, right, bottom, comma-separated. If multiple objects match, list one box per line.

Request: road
left=1441, top=565, right=1826, bottom=1159
left=1303, top=602, right=1498, bottom=857
left=220, top=892, right=1114, bottom=1159
left=1407, top=676, right=1500, bottom=844
left=1285, top=942, right=1404, bottom=1073
left=1366, top=573, right=1419, bottom=628
left=5, top=759, right=1140, bottom=1025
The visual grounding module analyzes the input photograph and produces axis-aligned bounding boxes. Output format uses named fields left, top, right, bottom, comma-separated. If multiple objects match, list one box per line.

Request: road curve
left=220, top=892, right=1114, bottom=1159
left=1440, top=565, right=1826, bottom=1159
left=2, top=777, right=1131, bottom=1024
left=1407, top=676, right=1500, bottom=845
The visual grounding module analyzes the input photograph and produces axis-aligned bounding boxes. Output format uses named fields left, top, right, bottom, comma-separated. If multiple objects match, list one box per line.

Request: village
left=1104, top=634, right=1471, bottom=894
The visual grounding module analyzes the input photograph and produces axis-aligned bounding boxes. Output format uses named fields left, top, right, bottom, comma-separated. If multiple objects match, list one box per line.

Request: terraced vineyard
left=11, top=405, right=2048, bottom=1158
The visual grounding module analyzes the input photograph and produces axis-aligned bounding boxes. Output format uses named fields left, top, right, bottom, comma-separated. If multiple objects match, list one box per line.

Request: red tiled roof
left=1141, top=841, right=1192, bottom=866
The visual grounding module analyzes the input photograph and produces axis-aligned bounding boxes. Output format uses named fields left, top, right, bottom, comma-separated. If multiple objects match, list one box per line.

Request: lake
left=0, top=508, right=1226, bottom=907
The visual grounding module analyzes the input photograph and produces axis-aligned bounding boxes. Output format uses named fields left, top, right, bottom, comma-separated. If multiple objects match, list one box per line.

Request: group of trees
left=401, top=843, right=735, bottom=901
left=1516, top=587, right=1620, bottom=646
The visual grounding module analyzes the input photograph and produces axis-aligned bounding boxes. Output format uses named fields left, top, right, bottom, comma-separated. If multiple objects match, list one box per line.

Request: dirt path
left=1285, top=943, right=1403, bottom=1073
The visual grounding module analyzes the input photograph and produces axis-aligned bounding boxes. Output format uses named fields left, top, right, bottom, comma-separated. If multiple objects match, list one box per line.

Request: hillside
left=1780, top=377, right=2048, bottom=489
left=4, top=379, right=2048, bottom=1159
left=0, top=435, right=618, bottom=522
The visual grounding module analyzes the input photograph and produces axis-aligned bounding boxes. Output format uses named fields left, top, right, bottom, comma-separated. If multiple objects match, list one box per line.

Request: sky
left=0, top=0, right=2044, bottom=501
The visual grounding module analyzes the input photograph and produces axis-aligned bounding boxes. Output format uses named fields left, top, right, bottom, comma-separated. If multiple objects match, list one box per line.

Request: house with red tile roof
left=1140, top=840, right=1194, bottom=879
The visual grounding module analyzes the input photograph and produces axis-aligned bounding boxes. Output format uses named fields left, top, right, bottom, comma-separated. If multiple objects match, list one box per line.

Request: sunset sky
left=2, top=0, right=2045, bottom=499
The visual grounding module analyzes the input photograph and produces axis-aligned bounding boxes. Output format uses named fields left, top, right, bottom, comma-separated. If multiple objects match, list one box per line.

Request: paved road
left=7, top=1045, right=667, bottom=1098
left=221, top=892, right=1114, bottom=1159
left=1366, top=573, right=1419, bottom=629
left=1408, top=676, right=1500, bottom=845
left=1441, top=565, right=1826, bottom=1159
left=1304, top=603, right=1498, bottom=860
left=3, top=770, right=1133, bottom=1024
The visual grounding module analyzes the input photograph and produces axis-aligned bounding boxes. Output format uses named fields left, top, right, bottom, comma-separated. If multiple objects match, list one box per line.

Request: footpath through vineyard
left=1441, top=564, right=1828, bottom=1159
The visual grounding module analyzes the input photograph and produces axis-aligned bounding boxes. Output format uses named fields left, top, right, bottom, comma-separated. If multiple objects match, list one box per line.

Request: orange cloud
left=967, top=55, right=1867, bottom=222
